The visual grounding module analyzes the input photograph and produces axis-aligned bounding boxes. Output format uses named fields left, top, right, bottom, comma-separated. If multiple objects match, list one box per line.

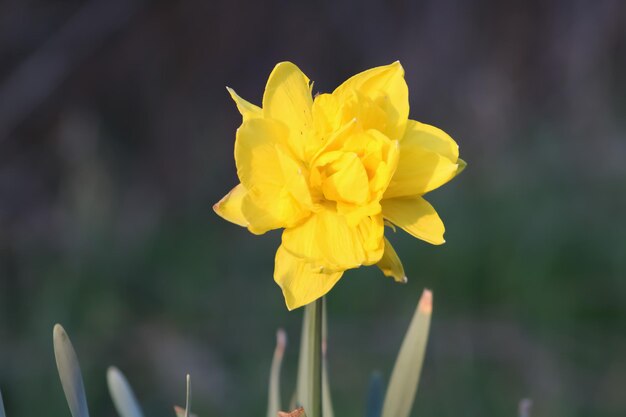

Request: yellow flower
left=214, top=62, right=465, bottom=310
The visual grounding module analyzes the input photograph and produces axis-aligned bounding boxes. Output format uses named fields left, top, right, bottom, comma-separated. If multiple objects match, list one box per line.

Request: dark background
left=1, top=1, right=625, bottom=417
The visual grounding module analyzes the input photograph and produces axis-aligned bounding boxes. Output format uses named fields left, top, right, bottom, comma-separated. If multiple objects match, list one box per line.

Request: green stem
left=296, top=297, right=324, bottom=417
left=309, top=297, right=323, bottom=417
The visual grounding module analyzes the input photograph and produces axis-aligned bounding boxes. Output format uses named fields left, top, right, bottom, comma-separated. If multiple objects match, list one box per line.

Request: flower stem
left=309, top=297, right=323, bottom=417
left=296, top=297, right=324, bottom=417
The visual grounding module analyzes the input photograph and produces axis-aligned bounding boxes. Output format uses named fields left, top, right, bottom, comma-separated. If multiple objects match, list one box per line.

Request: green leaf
left=518, top=399, right=533, bottom=417
left=288, top=392, right=297, bottom=412
left=107, top=367, right=144, bottom=417
left=381, top=290, right=432, bottom=417
left=456, top=158, right=467, bottom=176
left=173, top=376, right=195, bottom=417
left=296, top=298, right=323, bottom=417
left=321, top=299, right=334, bottom=417
left=0, top=388, right=6, bottom=417
left=364, top=373, right=384, bottom=417
left=53, top=324, right=90, bottom=417
left=184, top=375, right=191, bottom=417
left=268, top=329, right=287, bottom=417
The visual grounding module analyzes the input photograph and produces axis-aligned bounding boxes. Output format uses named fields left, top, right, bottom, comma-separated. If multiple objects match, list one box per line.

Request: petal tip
left=392, top=275, right=408, bottom=284
left=212, top=199, right=224, bottom=216
left=419, top=288, right=433, bottom=314
left=284, top=295, right=302, bottom=311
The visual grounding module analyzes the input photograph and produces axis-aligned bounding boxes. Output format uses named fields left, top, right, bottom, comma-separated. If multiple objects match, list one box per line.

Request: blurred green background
left=1, top=1, right=625, bottom=417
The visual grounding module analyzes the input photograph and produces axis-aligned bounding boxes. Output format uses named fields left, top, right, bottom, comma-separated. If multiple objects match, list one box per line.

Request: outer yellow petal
left=402, top=120, right=459, bottom=161
left=226, top=87, right=262, bottom=121
left=377, top=238, right=407, bottom=283
left=281, top=208, right=384, bottom=270
left=333, top=61, right=409, bottom=140
left=384, top=121, right=459, bottom=199
left=382, top=196, right=445, bottom=245
left=235, top=117, right=285, bottom=187
left=242, top=187, right=307, bottom=235
left=274, top=245, right=344, bottom=310
left=262, top=62, right=313, bottom=160
left=235, top=118, right=310, bottom=234
left=213, top=183, right=248, bottom=227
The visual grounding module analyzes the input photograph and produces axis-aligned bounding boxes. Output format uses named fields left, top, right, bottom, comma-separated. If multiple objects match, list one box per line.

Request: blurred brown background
left=1, top=1, right=625, bottom=417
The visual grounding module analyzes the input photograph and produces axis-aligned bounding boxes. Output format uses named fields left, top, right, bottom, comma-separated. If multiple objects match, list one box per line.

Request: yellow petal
left=226, top=87, right=262, bottom=121
left=382, top=196, right=445, bottom=245
left=333, top=61, right=409, bottom=139
left=312, top=93, right=340, bottom=134
left=320, top=152, right=369, bottom=204
left=401, top=120, right=459, bottom=161
left=235, top=118, right=310, bottom=233
left=274, top=245, right=344, bottom=310
left=235, top=118, right=288, bottom=187
left=213, top=183, right=248, bottom=227
left=377, top=238, right=407, bottom=283
left=282, top=208, right=384, bottom=270
left=242, top=187, right=308, bottom=235
left=262, top=62, right=313, bottom=160
left=358, top=214, right=385, bottom=264
left=384, top=121, right=458, bottom=199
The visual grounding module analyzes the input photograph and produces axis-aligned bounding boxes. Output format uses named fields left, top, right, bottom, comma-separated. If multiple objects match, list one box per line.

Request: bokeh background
left=1, top=1, right=625, bottom=416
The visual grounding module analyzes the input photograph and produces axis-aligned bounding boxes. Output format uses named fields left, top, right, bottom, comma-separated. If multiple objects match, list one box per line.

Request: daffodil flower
left=214, top=62, right=464, bottom=310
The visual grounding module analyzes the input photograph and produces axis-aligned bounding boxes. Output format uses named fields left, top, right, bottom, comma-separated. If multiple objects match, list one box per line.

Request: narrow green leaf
left=53, top=324, right=90, bottom=417
left=0, top=388, right=6, bottom=417
left=456, top=158, right=467, bottom=176
left=321, top=299, right=334, bottom=417
left=268, top=329, right=287, bottom=417
left=288, top=391, right=297, bottom=412
left=107, top=367, right=144, bottom=417
left=174, top=376, right=196, bottom=417
left=185, top=374, right=191, bottom=417
left=296, top=298, right=323, bottom=417
left=381, top=289, right=432, bottom=417
left=364, top=373, right=384, bottom=417
left=518, top=399, right=533, bottom=417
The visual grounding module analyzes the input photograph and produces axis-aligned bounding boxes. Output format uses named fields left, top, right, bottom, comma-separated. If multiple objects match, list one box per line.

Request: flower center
left=308, top=128, right=396, bottom=211
left=313, top=150, right=369, bottom=205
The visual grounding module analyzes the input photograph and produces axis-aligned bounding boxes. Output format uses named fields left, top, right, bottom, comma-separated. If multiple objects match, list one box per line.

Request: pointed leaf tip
left=518, top=399, right=533, bottom=417
left=277, top=328, right=287, bottom=355
left=53, top=324, right=90, bottom=417
left=184, top=374, right=191, bottom=417
left=268, top=329, right=287, bottom=417
left=418, top=289, right=432, bottom=315
left=381, top=289, right=433, bottom=417
left=365, top=373, right=384, bottom=417
left=107, top=366, right=144, bottom=417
